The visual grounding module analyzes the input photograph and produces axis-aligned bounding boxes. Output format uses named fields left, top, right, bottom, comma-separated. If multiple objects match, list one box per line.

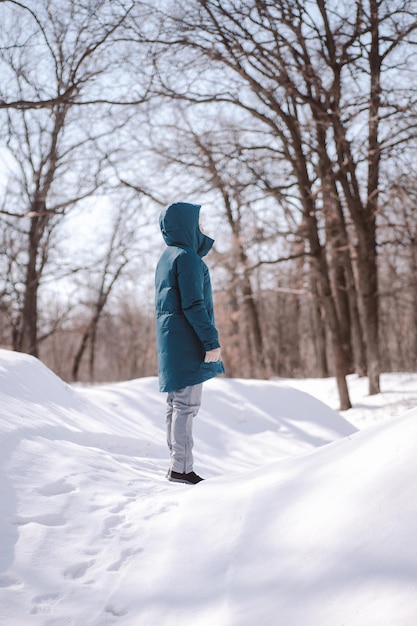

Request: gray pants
left=166, top=383, right=203, bottom=473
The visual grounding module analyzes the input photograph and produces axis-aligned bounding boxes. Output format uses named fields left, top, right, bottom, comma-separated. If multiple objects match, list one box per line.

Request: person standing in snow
left=155, top=202, right=224, bottom=484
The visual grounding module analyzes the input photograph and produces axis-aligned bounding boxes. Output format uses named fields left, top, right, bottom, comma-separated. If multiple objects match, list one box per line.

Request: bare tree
left=133, top=106, right=276, bottom=377
left=71, top=203, right=138, bottom=382
left=139, top=0, right=417, bottom=401
left=378, top=173, right=417, bottom=370
left=0, top=0, right=152, bottom=111
left=0, top=0, right=149, bottom=356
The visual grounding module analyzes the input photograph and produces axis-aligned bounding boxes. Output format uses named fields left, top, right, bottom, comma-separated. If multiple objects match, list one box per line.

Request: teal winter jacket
left=155, top=202, right=225, bottom=392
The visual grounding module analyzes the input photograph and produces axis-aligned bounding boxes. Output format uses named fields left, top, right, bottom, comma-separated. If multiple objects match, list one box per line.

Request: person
left=155, top=202, right=224, bottom=485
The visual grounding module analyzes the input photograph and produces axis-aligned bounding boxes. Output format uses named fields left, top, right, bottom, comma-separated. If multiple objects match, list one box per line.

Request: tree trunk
left=329, top=1, right=381, bottom=395
left=320, top=171, right=353, bottom=373
left=364, top=0, right=381, bottom=394
left=315, top=120, right=367, bottom=377
left=16, top=214, right=45, bottom=357
left=224, top=281, right=241, bottom=377
left=309, top=275, right=329, bottom=378
left=72, top=308, right=102, bottom=382
left=72, top=326, right=92, bottom=382
left=240, top=262, right=268, bottom=378
left=292, top=122, right=352, bottom=409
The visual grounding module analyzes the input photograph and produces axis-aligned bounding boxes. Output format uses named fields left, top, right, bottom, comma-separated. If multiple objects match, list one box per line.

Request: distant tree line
left=1, top=0, right=417, bottom=410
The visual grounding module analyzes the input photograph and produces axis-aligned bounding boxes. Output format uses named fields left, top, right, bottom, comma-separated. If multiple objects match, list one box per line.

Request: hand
left=204, top=348, right=222, bottom=363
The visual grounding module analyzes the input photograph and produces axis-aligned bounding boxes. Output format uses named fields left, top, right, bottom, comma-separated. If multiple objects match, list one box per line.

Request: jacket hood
left=159, top=202, right=214, bottom=257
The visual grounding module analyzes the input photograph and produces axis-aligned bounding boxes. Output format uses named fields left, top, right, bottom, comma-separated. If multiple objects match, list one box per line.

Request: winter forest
left=1, top=1, right=417, bottom=411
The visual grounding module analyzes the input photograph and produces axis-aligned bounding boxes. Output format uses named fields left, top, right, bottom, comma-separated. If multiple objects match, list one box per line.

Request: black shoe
left=167, top=470, right=204, bottom=485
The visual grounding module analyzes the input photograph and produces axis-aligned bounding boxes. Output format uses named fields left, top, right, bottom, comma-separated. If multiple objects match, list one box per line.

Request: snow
left=0, top=349, right=417, bottom=625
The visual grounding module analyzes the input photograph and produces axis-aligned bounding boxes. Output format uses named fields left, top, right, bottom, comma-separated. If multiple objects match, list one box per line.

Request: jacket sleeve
left=176, top=251, right=220, bottom=351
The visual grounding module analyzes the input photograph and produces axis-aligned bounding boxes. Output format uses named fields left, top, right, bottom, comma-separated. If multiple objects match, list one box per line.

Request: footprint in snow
left=63, top=560, right=94, bottom=580
left=102, top=514, right=124, bottom=536
left=123, top=491, right=138, bottom=498
left=38, top=479, right=76, bottom=497
left=108, top=492, right=137, bottom=514
left=0, top=574, right=22, bottom=588
left=143, top=500, right=178, bottom=521
left=30, top=592, right=63, bottom=614
left=109, top=500, right=128, bottom=514
left=105, top=604, right=128, bottom=618
left=106, top=547, right=143, bottom=572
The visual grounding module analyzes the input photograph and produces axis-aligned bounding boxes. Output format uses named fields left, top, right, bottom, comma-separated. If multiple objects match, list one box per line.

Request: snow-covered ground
left=0, top=348, right=417, bottom=625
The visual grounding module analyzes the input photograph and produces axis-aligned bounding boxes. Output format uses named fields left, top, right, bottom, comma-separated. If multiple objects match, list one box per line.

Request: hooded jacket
left=155, top=202, right=224, bottom=392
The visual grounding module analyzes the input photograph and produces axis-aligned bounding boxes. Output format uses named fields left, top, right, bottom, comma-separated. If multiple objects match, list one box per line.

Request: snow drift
left=0, top=349, right=416, bottom=626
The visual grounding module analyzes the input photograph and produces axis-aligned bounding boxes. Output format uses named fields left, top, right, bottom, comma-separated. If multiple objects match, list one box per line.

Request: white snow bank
left=0, top=349, right=416, bottom=626
left=82, top=374, right=357, bottom=474
left=136, top=407, right=417, bottom=626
